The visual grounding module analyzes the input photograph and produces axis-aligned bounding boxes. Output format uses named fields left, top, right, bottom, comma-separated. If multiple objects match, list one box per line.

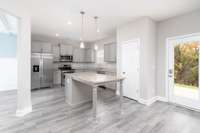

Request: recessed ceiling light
left=67, top=21, right=72, bottom=25
left=55, top=33, right=60, bottom=37
left=97, top=28, right=100, bottom=33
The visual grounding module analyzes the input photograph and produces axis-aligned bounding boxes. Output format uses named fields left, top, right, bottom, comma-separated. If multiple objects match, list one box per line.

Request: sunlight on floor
left=174, top=84, right=199, bottom=100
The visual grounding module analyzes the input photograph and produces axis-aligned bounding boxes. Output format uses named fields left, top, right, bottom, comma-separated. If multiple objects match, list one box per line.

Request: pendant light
left=94, top=16, right=99, bottom=50
left=80, top=11, right=85, bottom=48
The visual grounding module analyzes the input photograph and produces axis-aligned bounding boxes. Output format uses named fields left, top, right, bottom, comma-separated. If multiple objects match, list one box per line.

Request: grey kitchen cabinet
left=73, top=48, right=85, bottom=62
left=60, top=45, right=73, bottom=55
left=104, top=44, right=110, bottom=62
left=85, top=48, right=95, bottom=62
left=73, top=46, right=95, bottom=63
left=53, top=70, right=61, bottom=85
left=104, top=43, right=116, bottom=62
left=105, top=71, right=116, bottom=90
left=32, top=41, right=52, bottom=53
left=52, top=45, right=60, bottom=61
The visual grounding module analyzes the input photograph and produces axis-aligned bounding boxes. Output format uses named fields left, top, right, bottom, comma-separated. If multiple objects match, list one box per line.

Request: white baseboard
left=16, top=106, right=32, bottom=117
left=138, top=96, right=168, bottom=106
left=138, top=97, right=158, bottom=106
left=156, top=96, right=168, bottom=102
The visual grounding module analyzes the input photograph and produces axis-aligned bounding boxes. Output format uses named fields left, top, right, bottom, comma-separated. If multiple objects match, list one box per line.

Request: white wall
left=32, top=34, right=80, bottom=47
left=117, top=17, right=157, bottom=100
left=157, top=10, right=200, bottom=97
left=0, top=1, right=32, bottom=116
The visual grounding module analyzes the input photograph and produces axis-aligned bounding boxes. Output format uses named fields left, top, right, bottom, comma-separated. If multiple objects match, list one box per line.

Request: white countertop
left=69, top=72, right=125, bottom=86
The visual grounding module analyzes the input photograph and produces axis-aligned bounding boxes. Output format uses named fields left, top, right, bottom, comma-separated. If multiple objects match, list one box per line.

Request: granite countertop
left=69, top=72, right=125, bottom=86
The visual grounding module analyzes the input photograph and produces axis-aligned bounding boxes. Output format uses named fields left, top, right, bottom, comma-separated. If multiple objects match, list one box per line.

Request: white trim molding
left=165, top=33, right=200, bottom=104
left=138, top=96, right=168, bottom=106
left=138, top=97, right=157, bottom=106
left=16, top=106, right=32, bottom=117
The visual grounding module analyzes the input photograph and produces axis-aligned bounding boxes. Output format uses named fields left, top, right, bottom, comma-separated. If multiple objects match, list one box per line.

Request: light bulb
left=94, top=44, right=98, bottom=50
left=80, top=42, right=85, bottom=48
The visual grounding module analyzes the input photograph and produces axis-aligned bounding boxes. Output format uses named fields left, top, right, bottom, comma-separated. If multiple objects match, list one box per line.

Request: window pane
left=174, top=41, right=199, bottom=100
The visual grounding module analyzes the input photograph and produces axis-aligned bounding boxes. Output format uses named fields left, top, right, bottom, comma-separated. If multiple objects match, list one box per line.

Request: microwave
left=59, top=55, right=73, bottom=62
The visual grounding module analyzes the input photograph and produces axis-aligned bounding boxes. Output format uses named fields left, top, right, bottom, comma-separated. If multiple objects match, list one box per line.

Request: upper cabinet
left=73, top=47, right=95, bottom=63
left=52, top=45, right=60, bottom=61
left=104, top=43, right=116, bottom=62
left=73, top=48, right=85, bottom=62
left=85, top=48, right=95, bottom=63
left=60, top=45, right=73, bottom=55
left=31, top=41, right=52, bottom=53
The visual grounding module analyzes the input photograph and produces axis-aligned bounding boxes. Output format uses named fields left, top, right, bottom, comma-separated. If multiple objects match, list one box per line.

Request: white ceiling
left=21, top=0, right=200, bottom=42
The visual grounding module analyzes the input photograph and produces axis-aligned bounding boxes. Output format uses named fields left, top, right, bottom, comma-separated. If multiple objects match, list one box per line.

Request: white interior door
left=121, top=39, right=140, bottom=100
left=168, top=34, right=200, bottom=109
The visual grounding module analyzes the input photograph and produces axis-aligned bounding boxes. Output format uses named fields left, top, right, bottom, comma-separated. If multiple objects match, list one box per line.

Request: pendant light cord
left=94, top=16, right=99, bottom=50
left=94, top=16, right=98, bottom=38
left=80, top=11, right=85, bottom=41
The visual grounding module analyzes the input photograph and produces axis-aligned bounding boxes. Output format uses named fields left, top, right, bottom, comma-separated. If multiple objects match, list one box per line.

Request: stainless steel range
left=59, top=65, right=75, bottom=86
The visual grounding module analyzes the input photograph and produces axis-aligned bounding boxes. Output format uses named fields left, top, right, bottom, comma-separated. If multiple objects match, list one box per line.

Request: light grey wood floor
left=1, top=87, right=200, bottom=133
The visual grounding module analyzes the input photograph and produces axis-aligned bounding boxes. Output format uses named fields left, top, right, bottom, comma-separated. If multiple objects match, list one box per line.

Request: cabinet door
left=65, top=45, right=73, bottom=55
left=53, top=70, right=61, bottom=85
left=85, top=48, right=95, bottom=62
left=42, top=43, right=52, bottom=53
left=110, top=44, right=116, bottom=62
left=73, top=48, right=79, bottom=62
left=104, top=43, right=116, bottom=62
left=60, top=45, right=67, bottom=55
left=52, top=45, right=60, bottom=60
left=79, top=49, right=85, bottom=62
left=73, top=48, right=83, bottom=62
left=73, top=48, right=86, bottom=62
left=105, top=72, right=117, bottom=89
left=104, top=44, right=110, bottom=62
left=60, top=45, right=73, bottom=55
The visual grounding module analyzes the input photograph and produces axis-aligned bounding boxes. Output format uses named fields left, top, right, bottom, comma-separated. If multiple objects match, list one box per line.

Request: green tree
left=174, top=42, right=199, bottom=87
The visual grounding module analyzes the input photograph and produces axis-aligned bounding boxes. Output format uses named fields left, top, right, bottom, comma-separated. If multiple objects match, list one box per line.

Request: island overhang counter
left=64, top=72, right=125, bottom=119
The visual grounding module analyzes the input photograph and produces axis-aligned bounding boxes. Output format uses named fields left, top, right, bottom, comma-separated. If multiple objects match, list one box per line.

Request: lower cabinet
left=105, top=71, right=117, bottom=90
left=105, top=82, right=116, bottom=90
left=53, top=70, right=61, bottom=85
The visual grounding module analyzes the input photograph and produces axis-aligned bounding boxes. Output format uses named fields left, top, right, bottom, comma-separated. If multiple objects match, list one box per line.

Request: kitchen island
left=65, top=72, right=125, bottom=119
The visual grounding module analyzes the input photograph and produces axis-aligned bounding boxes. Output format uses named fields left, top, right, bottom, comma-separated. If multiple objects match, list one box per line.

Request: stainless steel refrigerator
left=31, top=53, right=53, bottom=89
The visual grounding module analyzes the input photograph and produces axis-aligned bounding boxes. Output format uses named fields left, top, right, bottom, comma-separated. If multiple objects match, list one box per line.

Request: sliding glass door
left=168, top=34, right=200, bottom=109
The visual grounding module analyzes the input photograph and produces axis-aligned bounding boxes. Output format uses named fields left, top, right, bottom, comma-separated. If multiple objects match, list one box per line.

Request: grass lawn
left=175, top=83, right=198, bottom=90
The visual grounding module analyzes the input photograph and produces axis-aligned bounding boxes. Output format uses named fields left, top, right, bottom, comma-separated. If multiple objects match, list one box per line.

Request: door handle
left=168, top=75, right=173, bottom=78
left=168, top=69, right=173, bottom=78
